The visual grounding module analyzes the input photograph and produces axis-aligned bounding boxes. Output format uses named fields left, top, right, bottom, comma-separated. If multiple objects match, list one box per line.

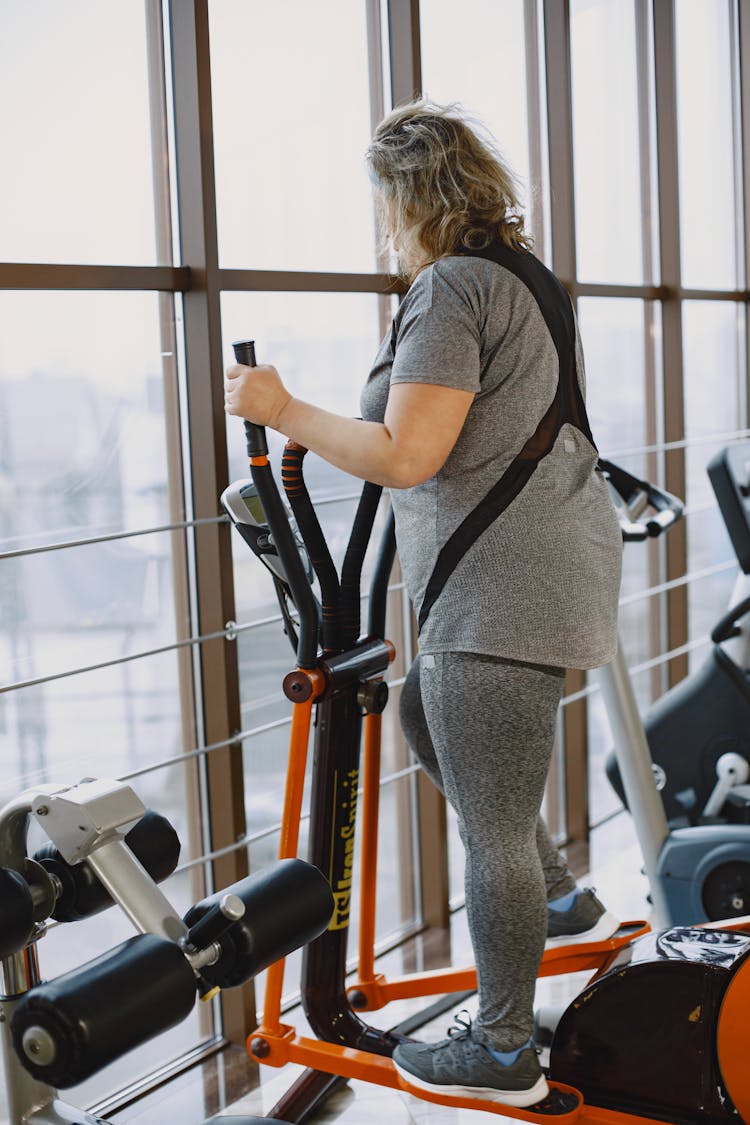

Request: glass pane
left=210, top=0, right=378, bottom=272
left=675, top=0, right=738, bottom=288
left=570, top=0, right=645, bottom=283
left=420, top=0, right=531, bottom=226
left=0, top=290, right=188, bottom=714
left=576, top=298, right=649, bottom=457
left=238, top=622, right=304, bottom=837
left=0, top=649, right=188, bottom=801
left=0, top=2, right=162, bottom=264
left=0, top=292, right=176, bottom=553
left=2, top=530, right=181, bottom=690
left=221, top=291, right=388, bottom=490
left=685, top=517, right=735, bottom=673
left=0, top=285, right=210, bottom=1102
left=683, top=301, right=744, bottom=660
left=576, top=298, right=664, bottom=825
left=683, top=302, right=743, bottom=494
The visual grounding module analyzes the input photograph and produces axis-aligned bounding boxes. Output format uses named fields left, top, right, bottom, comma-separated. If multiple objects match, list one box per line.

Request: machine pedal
left=395, top=1075, right=583, bottom=1120
left=531, top=1086, right=583, bottom=1116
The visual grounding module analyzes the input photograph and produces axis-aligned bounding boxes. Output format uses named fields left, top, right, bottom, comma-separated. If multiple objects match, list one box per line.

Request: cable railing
left=618, top=557, right=736, bottom=607
left=0, top=515, right=228, bottom=562
left=0, top=549, right=723, bottom=696
left=0, top=487, right=363, bottom=562
left=2, top=431, right=746, bottom=878
left=602, top=426, right=750, bottom=462
left=2, top=425, right=746, bottom=690
left=1, top=429, right=745, bottom=564
left=560, top=632, right=713, bottom=709
left=0, top=579, right=408, bottom=694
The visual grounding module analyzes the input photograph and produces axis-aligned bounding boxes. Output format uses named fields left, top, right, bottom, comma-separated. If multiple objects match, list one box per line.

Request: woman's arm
left=224, top=363, right=474, bottom=489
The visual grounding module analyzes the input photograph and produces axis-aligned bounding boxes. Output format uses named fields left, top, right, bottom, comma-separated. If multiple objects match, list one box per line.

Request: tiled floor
left=111, top=814, right=651, bottom=1125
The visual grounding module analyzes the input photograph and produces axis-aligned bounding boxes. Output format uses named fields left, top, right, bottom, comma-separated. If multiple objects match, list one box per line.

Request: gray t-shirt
left=360, top=253, right=622, bottom=669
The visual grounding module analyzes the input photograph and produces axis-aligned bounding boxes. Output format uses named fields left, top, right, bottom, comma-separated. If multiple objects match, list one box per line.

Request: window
left=420, top=0, right=530, bottom=189
left=683, top=301, right=745, bottom=652
left=0, top=298, right=205, bottom=1108
left=675, top=0, right=740, bottom=289
left=3, top=1, right=750, bottom=1113
left=571, top=0, right=646, bottom=284
left=0, top=3, right=161, bottom=265
left=210, top=0, right=379, bottom=272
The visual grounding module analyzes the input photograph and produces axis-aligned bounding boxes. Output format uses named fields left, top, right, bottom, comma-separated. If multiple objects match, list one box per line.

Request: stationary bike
left=0, top=775, right=333, bottom=1125
left=222, top=338, right=750, bottom=1124
left=602, top=450, right=750, bottom=924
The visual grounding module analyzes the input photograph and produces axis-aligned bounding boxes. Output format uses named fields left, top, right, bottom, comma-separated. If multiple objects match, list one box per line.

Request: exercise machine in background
left=602, top=449, right=750, bottom=925
left=0, top=776, right=332, bottom=1125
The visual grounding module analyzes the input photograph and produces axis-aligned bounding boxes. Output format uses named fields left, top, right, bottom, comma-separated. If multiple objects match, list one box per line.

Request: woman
left=224, top=99, right=622, bottom=1109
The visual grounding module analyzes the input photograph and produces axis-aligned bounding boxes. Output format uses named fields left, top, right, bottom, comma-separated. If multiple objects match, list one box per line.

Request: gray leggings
left=399, top=651, right=577, bottom=1050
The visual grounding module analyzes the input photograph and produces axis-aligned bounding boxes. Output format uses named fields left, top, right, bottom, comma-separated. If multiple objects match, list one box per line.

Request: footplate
left=395, top=1075, right=583, bottom=1120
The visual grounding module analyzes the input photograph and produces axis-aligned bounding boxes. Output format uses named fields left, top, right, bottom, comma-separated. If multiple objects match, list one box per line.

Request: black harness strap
left=416, top=240, right=597, bottom=632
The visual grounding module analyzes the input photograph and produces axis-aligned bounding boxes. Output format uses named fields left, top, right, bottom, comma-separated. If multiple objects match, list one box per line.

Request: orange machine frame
left=243, top=666, right=687, bottom=1124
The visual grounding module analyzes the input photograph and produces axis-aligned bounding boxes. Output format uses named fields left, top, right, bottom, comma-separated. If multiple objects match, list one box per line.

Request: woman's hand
left=225, top=365, right=473, bottom=489
left=224, top=363, right=293, bottom=430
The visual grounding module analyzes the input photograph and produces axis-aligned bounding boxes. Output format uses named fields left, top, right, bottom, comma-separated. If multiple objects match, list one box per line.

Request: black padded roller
left=11, top=933, right=196, bottom=1087
left=0, top=867, right=35, bottom=958
left=34, top=810, right=181, bottom=922
left=184, top=858, right=333, bottom=989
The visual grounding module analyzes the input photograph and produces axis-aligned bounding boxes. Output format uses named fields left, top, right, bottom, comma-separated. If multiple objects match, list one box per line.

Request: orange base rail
left=346, top=922, right=650, bottom=1011
left=248, top=922, right=659, bottom=1122
left=246, top=1022, right=671, bottom=1125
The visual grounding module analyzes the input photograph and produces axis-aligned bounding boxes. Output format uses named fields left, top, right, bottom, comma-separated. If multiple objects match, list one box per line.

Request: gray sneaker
left=546, top=887, right=619, bottom=947
left=392, top=1011, right=549, bottom=1107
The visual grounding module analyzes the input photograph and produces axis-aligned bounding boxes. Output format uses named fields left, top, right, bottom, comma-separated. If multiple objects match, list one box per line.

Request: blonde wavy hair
left=366, top=98, right=532, bottom=278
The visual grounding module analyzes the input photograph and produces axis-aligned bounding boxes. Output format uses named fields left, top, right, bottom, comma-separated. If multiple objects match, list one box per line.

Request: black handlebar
left=232, top=339, right=268, bottom=459
left=598, top=458, right=684, bottom=541
left=711, top=594, right=750, bottom=645
left=281, top=441, right=342, bottom=652
left=231, top=339, right=320, bottom=669
left=228, top=337, right=396, bottom=662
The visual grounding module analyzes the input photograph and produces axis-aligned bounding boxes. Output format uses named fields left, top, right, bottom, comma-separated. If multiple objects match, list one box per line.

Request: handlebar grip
left=232, top=339, right=268, bottom=459
left=646, top=508, right=682, bottom=537
left=11, top=933, right=196, bottom=1088
left=711, top=593, right=750, bottom=644
left=282, top=440, right=341, bottom=651
left=280, top=440, right=308, bottom=497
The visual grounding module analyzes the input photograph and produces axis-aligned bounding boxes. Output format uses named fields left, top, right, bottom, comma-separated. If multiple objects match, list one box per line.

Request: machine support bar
left=596, top=646, right=671, bottom=926
left=261, top=691, right=317, bottom=1034
left=357, top=712, right=383, bottom=984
